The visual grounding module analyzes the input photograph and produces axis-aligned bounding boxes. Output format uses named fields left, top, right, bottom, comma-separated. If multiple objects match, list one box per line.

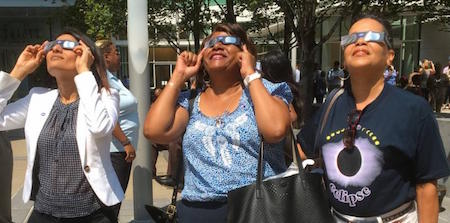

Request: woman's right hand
left=171, top=50, right=203, bottom=88
left=10, top=43, right=46, bottom=80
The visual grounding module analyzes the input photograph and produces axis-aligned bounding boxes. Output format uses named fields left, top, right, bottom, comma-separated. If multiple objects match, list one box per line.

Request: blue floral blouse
left=177, top=79, right=293, bottom=201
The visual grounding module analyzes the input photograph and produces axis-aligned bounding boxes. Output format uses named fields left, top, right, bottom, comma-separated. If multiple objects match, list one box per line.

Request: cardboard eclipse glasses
left=204, top=36, right=242, bottom=49
left=341, top=31, right=391, bottom=49
left=44, top=40, right=80, bottom=54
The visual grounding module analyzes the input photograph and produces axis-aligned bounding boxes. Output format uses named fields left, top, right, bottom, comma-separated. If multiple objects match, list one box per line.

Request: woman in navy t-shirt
left=298, top=14, right=449, bottom=223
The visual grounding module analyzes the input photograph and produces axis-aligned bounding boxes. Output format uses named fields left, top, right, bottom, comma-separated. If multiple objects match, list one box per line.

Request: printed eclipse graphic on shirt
left=193, top=114, right=248, bottom=168
left=322, top=127, right=384, bottom=207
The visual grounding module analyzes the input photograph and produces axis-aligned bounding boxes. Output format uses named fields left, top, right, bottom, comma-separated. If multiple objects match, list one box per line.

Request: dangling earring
left=203, top=69, right=211, bottom=86
left=339, top=64, right=350, bottom=81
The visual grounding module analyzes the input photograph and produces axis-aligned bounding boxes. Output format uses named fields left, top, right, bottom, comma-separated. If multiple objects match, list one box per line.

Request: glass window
left=322, top=42, right=341, bottom=72
left=404, top=16, right=419, bottom=41
left=322, top=17, right=341, bottom=42
left=401, top=41, right=420, bottom=77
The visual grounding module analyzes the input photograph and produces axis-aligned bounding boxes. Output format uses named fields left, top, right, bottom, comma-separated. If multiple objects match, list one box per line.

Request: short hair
left=95, top=39, right=114, bottom=55
left=334, top=61, right=340, bottom=66
left=260, top=49, right=298, bottom=96
left=351, top=14, right=393, bottom=49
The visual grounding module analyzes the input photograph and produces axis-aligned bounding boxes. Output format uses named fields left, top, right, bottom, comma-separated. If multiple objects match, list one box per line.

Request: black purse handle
left=255, top=88, right=344, bottom=198
left=313, top=88, right=344, bottom=168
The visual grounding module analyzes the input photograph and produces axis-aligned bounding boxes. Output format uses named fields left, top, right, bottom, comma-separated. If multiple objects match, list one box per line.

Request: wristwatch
left=121, top=138, right=131, bottom=147
left=243, top=71, right=261, bottom=87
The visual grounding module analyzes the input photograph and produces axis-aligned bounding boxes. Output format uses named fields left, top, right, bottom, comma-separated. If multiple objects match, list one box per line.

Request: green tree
left=62, top=0, right=127, bottom=39
left=243, top=0, right=449, bottom=124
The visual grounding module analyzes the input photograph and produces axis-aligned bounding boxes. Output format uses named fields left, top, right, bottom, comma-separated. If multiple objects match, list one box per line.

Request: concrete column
left=128, top=1, right=152, bottom=222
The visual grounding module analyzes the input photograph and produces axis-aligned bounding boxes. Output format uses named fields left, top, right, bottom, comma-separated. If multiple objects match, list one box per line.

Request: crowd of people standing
left=0, top=13, right=449, bottom=223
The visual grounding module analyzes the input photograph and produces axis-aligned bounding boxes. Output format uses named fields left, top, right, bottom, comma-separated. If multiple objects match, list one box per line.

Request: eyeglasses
left=44, top=40, right=79, bottom=53
left=204, top=36, right=242, bottom=49
left=343, top=109, right=363, bottom=150
left=341, top=31, right=392, bottom=49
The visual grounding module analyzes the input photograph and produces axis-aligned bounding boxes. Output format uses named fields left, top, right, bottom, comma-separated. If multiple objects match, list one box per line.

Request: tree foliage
left=62, top=0, right=449, bottom=123
left=61, top=0, right=127, bottom=39
left=240, top=0, right=449, bottom=124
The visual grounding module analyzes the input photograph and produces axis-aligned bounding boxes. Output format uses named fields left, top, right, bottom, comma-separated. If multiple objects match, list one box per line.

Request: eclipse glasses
left=204, top=36, right=242, bottom=49
left=44, top=40, right=80, bottom=53
left=341, top=31, right=391, bottom=49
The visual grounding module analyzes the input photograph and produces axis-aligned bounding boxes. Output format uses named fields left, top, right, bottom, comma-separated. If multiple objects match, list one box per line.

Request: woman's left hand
left=239, top=44, right=256, bottom=78
left=74, top=40, right=95, bottom=74
left=124, top=144, right=136, bottom=163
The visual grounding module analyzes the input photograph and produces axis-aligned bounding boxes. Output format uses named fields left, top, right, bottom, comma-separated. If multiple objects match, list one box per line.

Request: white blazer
left=0, top=71, right=124, bottom=206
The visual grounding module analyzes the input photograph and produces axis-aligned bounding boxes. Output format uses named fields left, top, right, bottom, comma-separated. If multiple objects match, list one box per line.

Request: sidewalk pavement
left=8, top=107, right=450, bottom=222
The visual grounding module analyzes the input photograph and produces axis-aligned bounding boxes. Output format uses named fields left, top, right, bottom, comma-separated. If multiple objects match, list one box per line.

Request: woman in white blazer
left=0, top=28, right=123, bottom=223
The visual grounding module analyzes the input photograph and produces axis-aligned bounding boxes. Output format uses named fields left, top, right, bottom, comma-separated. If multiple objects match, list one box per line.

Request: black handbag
left=145, top=90, right=199, bottom=223
left=227, top=88, right=344, bottom=223
left=145, top=156, right=181, bottom=223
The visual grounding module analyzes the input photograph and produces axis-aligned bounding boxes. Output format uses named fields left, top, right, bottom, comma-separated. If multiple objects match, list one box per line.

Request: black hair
left=351, top=14, right=393, bottom=49
left=260, top=49, right=299, bottom=110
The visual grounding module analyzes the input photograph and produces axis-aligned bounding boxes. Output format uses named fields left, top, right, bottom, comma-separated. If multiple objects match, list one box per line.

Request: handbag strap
left=313, top=87, right=344, bottom=164
left=255, top=127, right=303, bottom=197
left=167, top=89, right=198, bottom=220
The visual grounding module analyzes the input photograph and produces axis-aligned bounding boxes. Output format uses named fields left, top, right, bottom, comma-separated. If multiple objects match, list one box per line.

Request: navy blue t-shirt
left=297, top=84, right=450, bottom=216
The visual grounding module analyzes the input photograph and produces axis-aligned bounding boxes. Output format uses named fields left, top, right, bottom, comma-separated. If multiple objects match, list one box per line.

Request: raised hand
left=74, top=40, right=95, bottom=74
left=10, top=43, right=46, bottom=80
left=238, top=44, right=256, bottom=78
left=171, top=50, right=203, bottom=88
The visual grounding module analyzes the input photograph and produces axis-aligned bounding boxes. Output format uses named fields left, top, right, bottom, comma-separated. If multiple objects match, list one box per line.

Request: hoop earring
left=203, top=69, right=211, bottom=86
left=339, top=72, right=350, bottom=81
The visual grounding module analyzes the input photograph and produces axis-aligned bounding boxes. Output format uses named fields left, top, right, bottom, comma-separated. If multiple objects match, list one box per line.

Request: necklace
left=212, top=88, right=242, bottom=127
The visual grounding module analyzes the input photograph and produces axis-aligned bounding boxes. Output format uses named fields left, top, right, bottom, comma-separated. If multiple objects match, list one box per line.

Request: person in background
left=313, top=62, right=326, bottom=104
left=383, top=64, right=397, bottom=86
left=0, top=28, right=123, bottom=222
left=406, top=66, right=424, bottom=97
left=96, top=39, right=139, bottom=218
left=0, top=131, right=12, bottom=223
left=297, top=14, right=449, bottom=222
left=144, top=23, right=291, bottom=223
left=428, top=63, right=449, bottom=113
left=443, top=56, right=450, bottom=109
left=294, top=63, right=301, bottom=84
left=260, top=49, right=299, bottom=123
left=327, top=60, right=344, bottom=93
left=150, top=87, right=182, bottom=186
left=419, top=59, right=436, bottom=102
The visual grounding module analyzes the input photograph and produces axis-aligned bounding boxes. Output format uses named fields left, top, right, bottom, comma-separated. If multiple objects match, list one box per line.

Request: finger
left=180, top=51, right=188, bottom=64
left=190, top=54, right=198, bottom=67
left=79, top=40, right=88, bottom=48
left=242, top=44, right=248, bottom=53
left=193, top=49, right=204, bottom=70
left=39, top=41, right=49, bottom=51
left=36, top=50, right=45, bottom=63
left=24, top=45, right=34, bottom=54
left=186, top=52, right=194, bottom=65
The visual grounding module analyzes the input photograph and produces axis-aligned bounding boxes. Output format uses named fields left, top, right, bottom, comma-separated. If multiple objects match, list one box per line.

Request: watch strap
left=243, top=72, right=261, bottom=87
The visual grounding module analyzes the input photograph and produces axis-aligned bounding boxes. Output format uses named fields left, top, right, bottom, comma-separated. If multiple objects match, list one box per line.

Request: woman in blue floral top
left=144, top=23, right=292, bottom=223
